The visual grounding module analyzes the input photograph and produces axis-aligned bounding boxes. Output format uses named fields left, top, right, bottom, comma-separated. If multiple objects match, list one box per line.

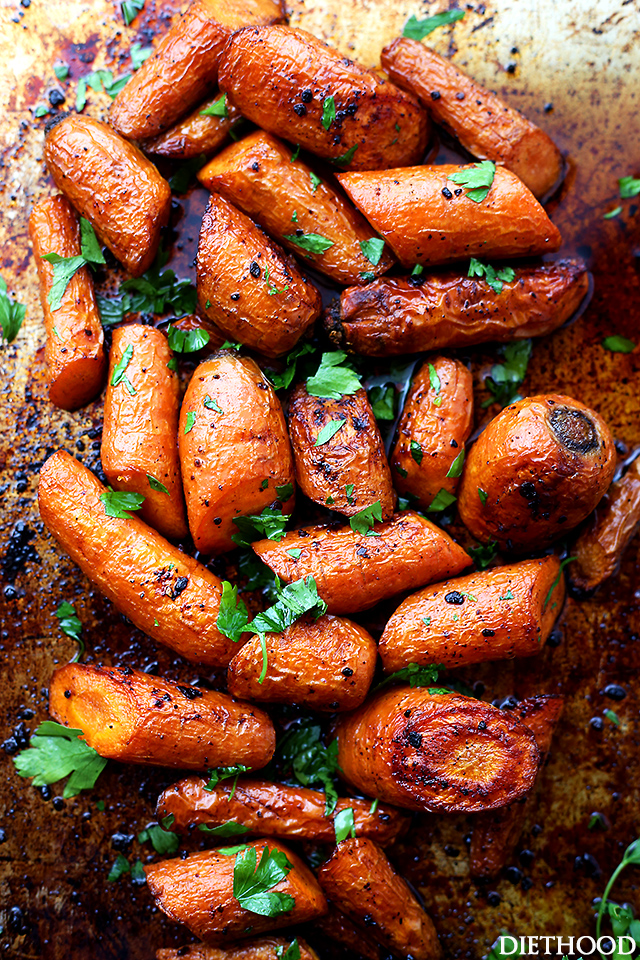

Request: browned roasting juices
left=28, top=195, right=106, bottom=410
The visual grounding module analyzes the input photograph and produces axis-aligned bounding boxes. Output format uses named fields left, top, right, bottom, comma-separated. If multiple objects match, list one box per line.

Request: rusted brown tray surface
left=1, top=0, right=640, bottom=957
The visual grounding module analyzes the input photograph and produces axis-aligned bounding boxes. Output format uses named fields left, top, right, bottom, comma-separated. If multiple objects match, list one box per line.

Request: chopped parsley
left=306, top=351, right=362, bottom=399
left=603, top=709, right=620, bottom=727
left=100, top=488, right=145, bottom=519
left=334, top=807, right=356, bottom=843
left=410, top=440, right=423, bottom=465
left=168, top=153, right=207, bottom=194
left=203, top=395, right=224, bottom=414
left=448, top=160, right=496, bottom=203
left=482, top=339, right=532, bottom=408
left=350, top=501, right=382, bottom=536
left=283, top=232, right=334, bottom=255
left=369, top=384, right=396, bottom=421
left=428, top=362, right=442, bottom=405
left=468, top=257, right=516, bottom=294
left=603, top=206, right=622, bottom=220
left=55, top=601, right=84, bottom=661
left=204, top=763, right=251, bottom=795
left=278, top=721, right=340, bottom=814
left=375, top=662, right=443, bottom=691
left=231, top=506, right=291, bottom=548
left=43, top=218, right=105, bottom=311
left=130, top=42, right=153, bottom=70
left=315, top=419, right=346, bottom=446
left=264, top=265, right=289, bottom=296
left=121, top=0, right=145, bottom=26
left=468, top=540, right=498, bottom=570
left=0, top=275, right=26, bottom=344
left=54, top=62, right=69, bottom=81
left=310, top=172, right=322, bottom=193
left=13, top=721, right=107, bottom=798
left=603, top=335, right=635, bottom=354
left=276, top=942, right=301, bottom=960
left=446, top=449, right=465, bottom=478
left=428, top=489, right=457, bottom=512
left=321, top=96, right=336, bottom=130
left=76, top=69, right=130, bottom=111
left=138, top=823, right=179, bottom=856
left=233, top=845, right=295, bottom=917
left=147, top=474, right=169, bottom=495
left=619, top=176, right=640, bottom=199
left=110, top=343, right=136, bottom=395
left=198, top=821, right=250, bottom=838
left=360, top=238, right=385, bottom=266
left=403, top=9, right=465, bottom=39
left=331, top=144, right=358, bottom=165
left=184, top=411, right=196, bottom=434
left=542, top=556, right=575, bottom=610
left=200, top=94, right=228, bottom=117
left=216, top=577, right=326, bottom=641
left=167, top=325, right=210, bottom=353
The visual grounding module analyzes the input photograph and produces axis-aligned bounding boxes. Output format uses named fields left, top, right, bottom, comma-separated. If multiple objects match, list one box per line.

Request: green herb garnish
left=448, top=160, right=496, bottom=203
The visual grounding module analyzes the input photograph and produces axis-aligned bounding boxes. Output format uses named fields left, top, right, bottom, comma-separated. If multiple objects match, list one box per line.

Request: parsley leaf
left=204, top=764, right=251, bottom=794
left=446, top=449, right=465, bottom=478
left=315, top=419, right=346, bottom=446
left=283, top=232, right=334, bottom=255
left=468, top=257, right=516, bottom=294
left=276, top=483, right=294, bottom=502
left=360, top=238, right=385, bottom=266
left=168, top=154, right=207, bottom=194
left=278, top=721, right=340, bottom=814
left=482, top=339, right=532, bottom=408
left=543, top=556, right=575, bottom=610
left=369, top=384, right=396, bottom=420
left=350, top=501, right=382, bottom=536
left=54, top=62, right=69, bottom=81
left=410, top=440, right=423, bottom=465
left=147, top=474, right=169, bottom=494
left=478, top=487, right=488, bottom=505
left=604, top=206, right=622, bottom=220
left=121, top=0, right=145, bottom=26
left=428, top=362, right=441, bottom=402
left=120, top=247, right=197, bottom=316
left=138, top=823, right=179, bottom=855
left=376, top=662, right=442, bottom=691
left=216, top=581, right=251, bottom=642
left=97, top=295, right=127, bottom=326
left=184, top=411, right=196, bottom=434
left=232, top=507, right=290, bottom=548
left=233, top=845, right=295, bottom=917
left=201, top=94, right=228, bottom=117
left=42, top=218, right=105, bottom=310
left=468, top=539, right=498, bottom=570
left=603, top=335, right=635, bottom=354
left=486, top=932, right=524, bottom=960
left=264, top=265, right=289, bottom=296
left=619, top=176, right=640, bottom=199
left=108, top=854, right=132, bottom=882
left=198, top=821, right=250, bottom=838
left=203, top=395, right=223, bottom=413
left=0, top=275, right=27, bottom=344
left=306, top=351, right=362, bottom=399
left=448, top=160, right=496, bottom=203
left=321, top=96, right=336, bottom=130
left=110, top=343, right=136, bottom=395
left=269, top=342, right=317, bottom=391
left=287, top=549, right=302, bottom=559
left=99, top=488, right=145, bottom=519
left=167, top=324, right=210, bottom=353
left=130, top=42, right=153, bottom=70
left=276, top=941, right=301, bottom=960
left=310, top=172, right=322, bottom=193
left=76, top=70, right=131, bottom=111
left=13, top=721, right=107, bottom=798
left=249, top=577, right=327, bottom=635
left=334, top=807, right=356, bottom=843
left=603, top=709, right=620, bottom=727
left=403, top=9, right=465, bottom=39
left=427, top=489, right=457, bottom=512
left=55, top=601, right=85, bottom=661
left=331, top=144, right=358, bottom=166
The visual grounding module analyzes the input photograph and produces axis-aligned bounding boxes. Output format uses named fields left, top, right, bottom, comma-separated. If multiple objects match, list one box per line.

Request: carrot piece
left=336, top=165, right=561, bottom=267
left=156, top=939, right=320, bottom=960
left=335, top=687, right=540, bottom=813
left=379, top=557, right=565, bottom=671
left=38, top=450, right=238, bottom=666
left=49, top=663, right=275, bottom=770
left=458, top=394, right=616, bottom=551
left=143, top=92, right=242, bottom=158
left=28, top=195, right=106, bottom=410
left=102, top=325, right=187, bottom=540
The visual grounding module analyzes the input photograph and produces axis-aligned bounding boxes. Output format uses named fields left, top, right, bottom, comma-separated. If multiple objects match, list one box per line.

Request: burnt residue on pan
left=1, top=1, right=640, bottom=958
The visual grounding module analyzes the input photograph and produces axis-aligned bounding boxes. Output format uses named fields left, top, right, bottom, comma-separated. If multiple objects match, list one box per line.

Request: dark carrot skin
left=226, top=615, right=377, bottom=712
left=178, top=354, right=294, bottom=555
left=458, top=394, right=616, bottom=551
left=102, top=325, right=187, bottom=540
left=218, top=26, right=429, bottom=171
left=44, top=116, right=171, bottom=277
left=317, top=838, right=441, bottom=960
left=143, top=93, right=243, bottom=159
left=570, top=458, right=640, bottom=593
left=49, top=663, right=275, bottom=770
left=38, top=450, right=239, bottom=667
left=252, top=511, right=471, bottom=615
left=197, top=131, right=396, bottom=285
left=379, top=557, right=565, bottom=672
left=156, top=777, right=409, bottom=845
left=110, top=0, right=284, bottom=141
left=314, top=910, right=381, bottom=960
left=288, top=384, right=396, bottom=519
left=392, top=357, right=473, bottom=509
left=156, top=939, right=320, bottom=960
left=335, top=687, right=539, bottom=813
left=197, top=194, right=321, bottom=358
left=28, top=195, right=106, bottom=410
left=381, top=38, right=563, bottom=199
left=336, top=165, right=561, bottom=267
left=325, top=260, right=589, bottom=356
left=145, top=840, right=327, bottom=943
left=470, top=695, right=564, bottom=879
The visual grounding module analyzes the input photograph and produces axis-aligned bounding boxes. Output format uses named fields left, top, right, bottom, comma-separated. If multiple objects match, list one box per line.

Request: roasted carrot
left=44, top=116, right=171, bottom=277
left=38, top=450, right=239, bottom=667
left=381, top=38, right=563, bottom=199
left=570, top=458, right=640, bottom=594
left=335, top=687, right=539, bottom=812
left=197, top=194, right=321, bottom=358
left=458, top=394, right=616, bottom=551
left=226, top=615, right=377, bottom=711
left=218, top=26, right=429, bottom=172
left=392, top=357, right=473, bottom=509
left=50, top=663, right=275, bottom=770
left=288, top=384, right=396, bottom=519
left=252, top=511, right=471, bottom=615
left=178, top=354, right=294, bottom=555
left=156, top=777, right=409, bottom=844
left=156, top=938, right=320, bottom=960
left=470, top=695, right=564, bottom=879
left=28, top=195, right=106, bottom=410
left=314, top=909, right=381, bottom=960
left=101, top=325, right=187, bottom=540
left=379, top=557, right=565, bottom=672
left=197, top=131, right=396, bottom=285
left=110, top=0, right=284, bottom=141
left=336, top=165, right=561, bottom=267
left=143, top=93, right=243, bottom=159
left=145, top=840, right=327, bottom=943
left=325, top=260, right=589, bottom=356
left=318, top=838, right=441, bottom=960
